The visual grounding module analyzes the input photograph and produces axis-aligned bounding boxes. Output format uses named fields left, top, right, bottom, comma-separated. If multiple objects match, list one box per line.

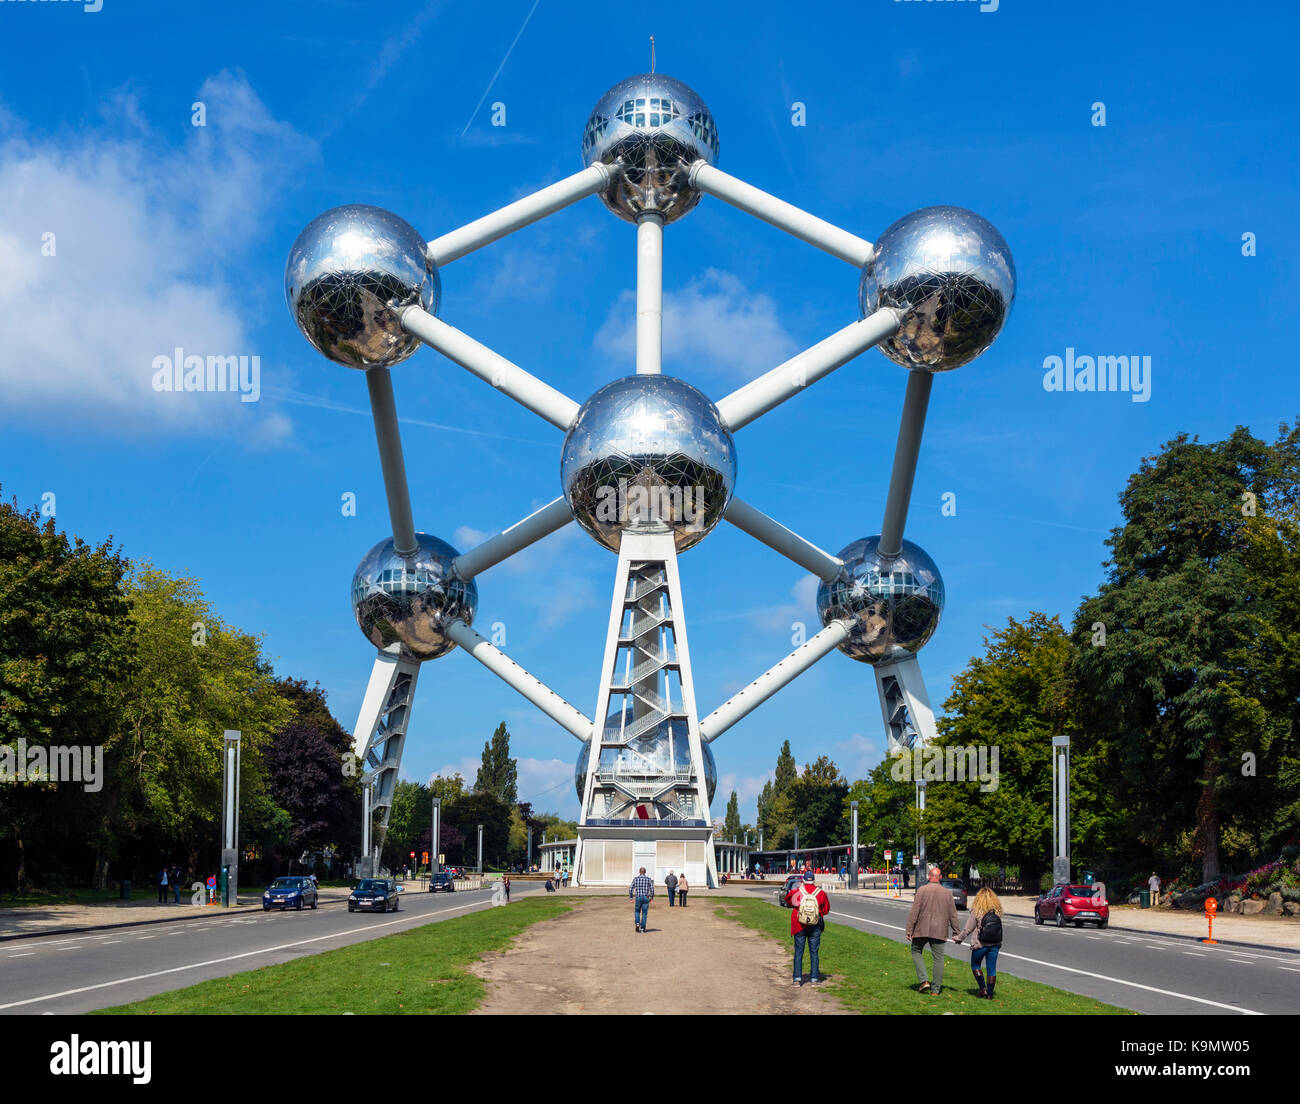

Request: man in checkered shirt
left=629, top=867, right=655, bottom=933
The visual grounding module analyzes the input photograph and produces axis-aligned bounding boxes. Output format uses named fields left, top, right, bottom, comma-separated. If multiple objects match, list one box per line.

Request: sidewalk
left=844, top=887, right=1300, bottom=950
left=0, top=887, right=355, bottom=942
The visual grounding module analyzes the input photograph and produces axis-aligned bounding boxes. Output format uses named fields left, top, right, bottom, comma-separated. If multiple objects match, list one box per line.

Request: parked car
left=940, top=877, right=968, bottom=910
left=1036, top=883, right=1109, bottom=928
left=349, top=877, right=402, bottom=913
left=428, top=871, right=456, bottom=893
left=263, top=876, right=318, bottom=912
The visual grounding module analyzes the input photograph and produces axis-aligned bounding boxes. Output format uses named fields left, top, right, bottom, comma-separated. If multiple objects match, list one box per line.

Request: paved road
left=0, top=882, right=541, bottom=1014
left=752, top=888, right=1300, bottom=1015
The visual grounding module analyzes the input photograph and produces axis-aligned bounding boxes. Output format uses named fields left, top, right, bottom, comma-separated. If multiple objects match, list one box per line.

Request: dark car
left=349, top=877, right=401, bottom=913
left=1036, top=883, right=1109, bottom=928
left=263, top=876, right=318, bottom=912
left=940, top=877, right=968, bottom=910
left=776, top=874, right=803, bottom=907
left=428, top=871, right=456, bottom=893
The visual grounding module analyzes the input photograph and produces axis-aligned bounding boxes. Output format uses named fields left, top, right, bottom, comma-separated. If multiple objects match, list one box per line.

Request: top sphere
left=285, top=204, right=439, bottom=370
left=581, top=73, right=719, bottom=224
left=859, top=206, right=1015, bottom=372
left=560, top=375, right=736, bottom=553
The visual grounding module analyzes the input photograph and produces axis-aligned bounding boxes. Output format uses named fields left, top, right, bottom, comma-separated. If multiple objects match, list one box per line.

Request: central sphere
left=860, top=206, right=1015, bottom=372
left=351, top=534, right=477, bottom=662
left=575, top=718, right=717, bottom=807
left=816, top=537, right=945, bottom=665
left=561, top=375, right=736, bottom=553
left=285, top=204, right=438, bottom=370
left=581, top=73, right=719, bottom=224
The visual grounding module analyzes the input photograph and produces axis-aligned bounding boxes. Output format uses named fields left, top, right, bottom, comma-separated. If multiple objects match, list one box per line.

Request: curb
left=0, top=893, right=354, bottom=944
left=836, top=892, right=1300, bottom=955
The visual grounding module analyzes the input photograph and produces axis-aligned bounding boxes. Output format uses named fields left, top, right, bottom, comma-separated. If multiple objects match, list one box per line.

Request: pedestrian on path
left=157, top=866, right=169, bottom=904
left=905, top=864, right=960, bottom=996
left=677, top=872, right=689, bottom=907
left=785, top=870, right=830, bottom=986
left=562, top=868, right=570, bottom=888
left=503, top=875, right=511, bottom=902
left=665, top=870, right=678, bottom=906
left=629, top=866, right=654, bottom=932
left=170, top=865, right=182, bottom=904
left=955, top=887, right=1004, bottom=999
left=1148, top=871, right=1161, bottom=907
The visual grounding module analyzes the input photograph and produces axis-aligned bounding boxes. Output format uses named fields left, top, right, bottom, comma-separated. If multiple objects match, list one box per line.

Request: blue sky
left=1, top=1, right=1296, bottom=823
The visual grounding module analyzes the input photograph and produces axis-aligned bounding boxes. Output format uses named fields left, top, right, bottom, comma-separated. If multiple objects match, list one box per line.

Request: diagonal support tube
left=700, top=621, right=850, bottom=743
left=715, top=308, right=900, bottom=431
left=364, top=367, right=418, bottom=557
left=452, top=497, right=574, bottom=579
left=427, top=163, right=612, bottom=266
left=401, top=306, right=581, bottom=430
left=724, top=497, right=843, bottom=581
left=878, top=370, right=934, bottom=557
left=689, top=161, right=874, bottom=267
left=445, top=619, right=592, bottom=742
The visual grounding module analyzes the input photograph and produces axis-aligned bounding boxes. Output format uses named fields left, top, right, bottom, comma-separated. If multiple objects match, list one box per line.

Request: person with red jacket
left=784, top=870, right=830, bottom=986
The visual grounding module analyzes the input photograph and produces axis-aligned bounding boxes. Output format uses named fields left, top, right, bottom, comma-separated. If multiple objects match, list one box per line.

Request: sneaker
left=931, top=986, right=942, bottom=996
left=918, top=982, right=931, bottom=994
left=810, top=976, right=824, bottom=984
left=792, top=979, right=802, bottom=987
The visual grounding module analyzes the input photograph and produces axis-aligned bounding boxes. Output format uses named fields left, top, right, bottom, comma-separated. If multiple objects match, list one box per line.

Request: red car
left=1036, top=883, right=1109, bottom=928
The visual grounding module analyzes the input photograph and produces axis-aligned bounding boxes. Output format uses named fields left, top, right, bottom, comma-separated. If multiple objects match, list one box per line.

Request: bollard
left=1202, top=896, right=1218, bottom=944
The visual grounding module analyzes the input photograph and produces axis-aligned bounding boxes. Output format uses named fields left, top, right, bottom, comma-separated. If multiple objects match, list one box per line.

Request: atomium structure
left=286, top=70, right=1015, bottom=887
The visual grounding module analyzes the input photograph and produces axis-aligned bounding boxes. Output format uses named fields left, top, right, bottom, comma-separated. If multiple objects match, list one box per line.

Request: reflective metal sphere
left=561, top=375, right=736, bottom=553
left=581, top=73, right=719, bottom=224
left=575, top=718, right=717, bottom=807
left=860, top=206, right=1015, bottom=372
left=817, top=537, right=945, bottom=664
left=351, top=534, right=476, bottom=662
left=285, top=204, right=438, bottom=370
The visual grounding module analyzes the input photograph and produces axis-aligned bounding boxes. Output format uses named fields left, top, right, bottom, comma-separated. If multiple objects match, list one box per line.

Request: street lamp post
left=850, top=800, right=859, bottom=889
left=477, top=824, right=484, bottom=875
left=431, top=796, right=441, bottom=878
left=221, top=730, right=241, bottom=907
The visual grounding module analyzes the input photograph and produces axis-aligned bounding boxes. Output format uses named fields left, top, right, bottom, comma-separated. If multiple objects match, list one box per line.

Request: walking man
left=157, top=866, right=168, bottom=904
left=905, top=864, right=960, bottom=996
left=171, top=865, right=182, bottom=904
left=1147, top=871, right=1161, bottom=907
left=629, top=866, right=654, bottom=933
left=665, top=869, right=678, bottom=906
left=785, top=870, right=830, bottom=986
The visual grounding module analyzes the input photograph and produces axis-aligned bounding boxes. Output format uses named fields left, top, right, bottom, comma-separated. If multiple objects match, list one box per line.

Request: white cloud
left=593, top=268, right=799, bottom=381
left=717, top=769, right=774, bottom=823
left=835, top=732, right=885, bottom=781
left=0, top=72, right=312, bottom=437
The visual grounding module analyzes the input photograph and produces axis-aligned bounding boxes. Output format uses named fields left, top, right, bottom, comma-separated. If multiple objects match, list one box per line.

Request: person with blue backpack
left=955, top=887, right=1004, bottom=999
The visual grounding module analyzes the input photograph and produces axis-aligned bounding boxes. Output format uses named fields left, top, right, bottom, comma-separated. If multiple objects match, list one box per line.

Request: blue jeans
left=971, top=945, right=999, bottom=977
left=794, top=925, right=822, bottom=981
left=668, top=888, right=676, bottom=906
left=634, top=896, right=649, bottom=929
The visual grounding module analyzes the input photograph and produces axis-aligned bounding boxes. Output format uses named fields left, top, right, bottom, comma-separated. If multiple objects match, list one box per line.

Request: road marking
left=827, top=904, right=1262, bottom=1015
left=1280, top=967, right=1300, bottom=974
left=102, top=941, right=121, bottom=945
left=0, top=897, right=493, bottom=1010
left=1182, top=951, right=1205, bottom=956
left=9, top=953, right=35, bottom=958
left=136, top=935, right=155, bottom=940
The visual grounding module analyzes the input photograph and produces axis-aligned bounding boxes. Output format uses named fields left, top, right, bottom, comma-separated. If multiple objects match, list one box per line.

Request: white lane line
left=1230, top=959, right=1254, bottom=965
left=8, top=953, right=35, bottom=958
left=102, top=941, right=121, bottom=946
left=0, top=899, right=490, bottom=1010
left=830, top=905, right=1262, bottom=1015
left=1280, top=967, right=1300, bottom=974
left=1183, top=951, right=1205, bottom=957
left=136, top=936, right=155, bottom=941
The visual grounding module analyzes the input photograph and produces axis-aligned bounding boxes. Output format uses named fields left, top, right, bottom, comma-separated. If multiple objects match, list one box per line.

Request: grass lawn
left=95, top=896, right=573, bottom=1015
left=718, top=898, right=1131, bottom=1015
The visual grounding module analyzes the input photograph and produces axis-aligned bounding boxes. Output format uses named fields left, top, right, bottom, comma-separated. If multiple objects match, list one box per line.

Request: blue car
left=350, top=878, right=401, bottom=912
left=263, top=876, right=318, bottom=911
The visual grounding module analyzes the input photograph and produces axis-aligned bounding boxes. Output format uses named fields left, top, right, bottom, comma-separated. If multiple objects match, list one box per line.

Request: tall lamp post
left=221, top=730, right=241, bottom=907
left=850, top=800, right=859, bottom=889
left=431, top=796, right=441, bottom=878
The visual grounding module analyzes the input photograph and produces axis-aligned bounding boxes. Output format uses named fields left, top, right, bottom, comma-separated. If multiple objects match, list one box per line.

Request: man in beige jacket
left=904, top=864, right=960, bottom=995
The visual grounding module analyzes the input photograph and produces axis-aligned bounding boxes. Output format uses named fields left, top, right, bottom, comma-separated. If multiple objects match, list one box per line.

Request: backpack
left=797, top=886, right=822, bottom=926
left=979, top=910, right=1003, bottom=946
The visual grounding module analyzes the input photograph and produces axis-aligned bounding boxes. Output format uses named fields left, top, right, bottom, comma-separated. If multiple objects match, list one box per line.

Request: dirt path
left=472, top=896, right=846, bottom=1014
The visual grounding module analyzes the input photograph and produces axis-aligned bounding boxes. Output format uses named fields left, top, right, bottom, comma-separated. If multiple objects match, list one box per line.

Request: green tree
left=757, top=740, right=800, bottom=849
left=789, top=755, right=848, bottom=850
left=722, top=791, right=742, bottom=841
left=0, top=493, right=135, bottom=891
left=923, top=613, right=1109, bottom=886
left=383, top=780, right=430, bottom=871
left=1071, top=427, right=1289, bottom=882
left=445, top=791, right=511, bottom=869
left=842, top=764, right=917, bottom=865
left=474, top=721, right=517, bottom=805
